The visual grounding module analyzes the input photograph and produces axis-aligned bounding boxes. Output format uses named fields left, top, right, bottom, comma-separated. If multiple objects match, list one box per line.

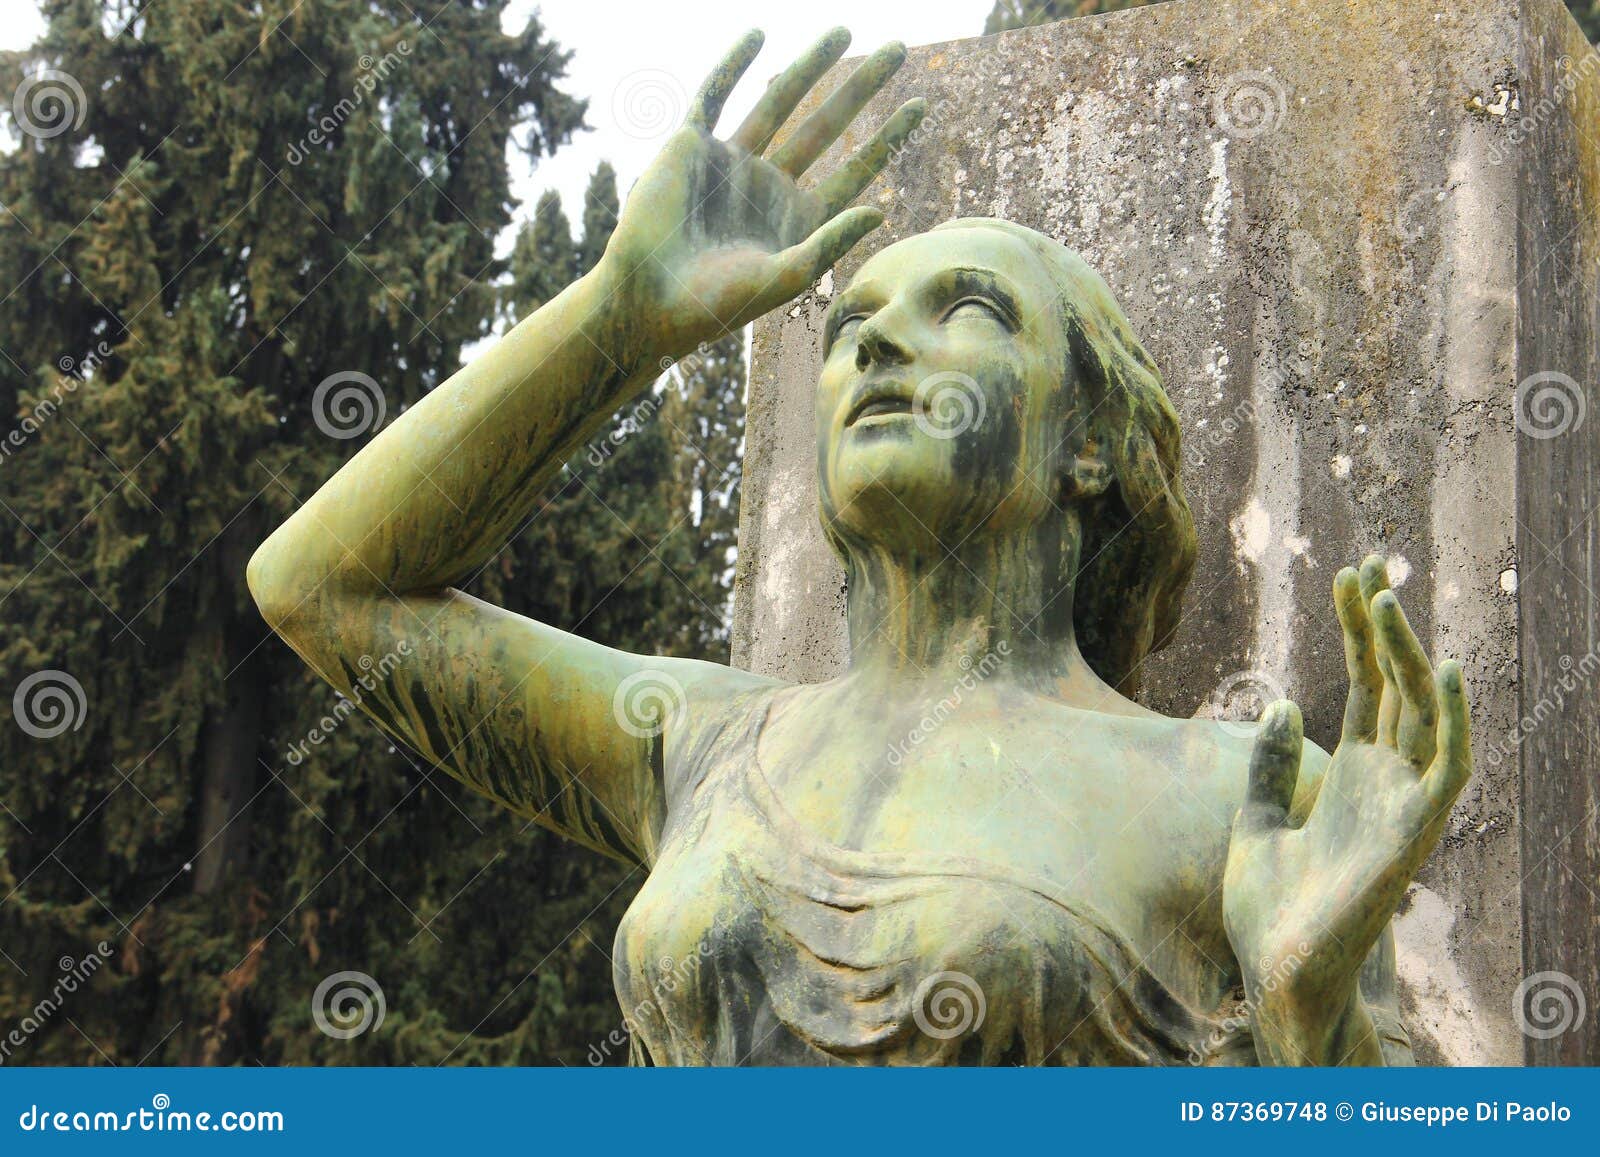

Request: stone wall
left=732, top=0, right=1600, bottom=1064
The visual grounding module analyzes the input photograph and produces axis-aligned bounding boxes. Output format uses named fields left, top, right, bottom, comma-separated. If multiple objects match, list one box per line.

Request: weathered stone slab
left=733, top=0, right=1600, bottom=1064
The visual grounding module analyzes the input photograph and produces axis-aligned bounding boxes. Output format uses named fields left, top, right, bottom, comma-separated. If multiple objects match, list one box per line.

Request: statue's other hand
left=600, top=28, right=925, bottom=360
left=1222, top=557, right=1472, bottom=1043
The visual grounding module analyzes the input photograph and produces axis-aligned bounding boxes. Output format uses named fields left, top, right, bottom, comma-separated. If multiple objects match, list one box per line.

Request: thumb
left=1237, top=700, right=1303, bottom=836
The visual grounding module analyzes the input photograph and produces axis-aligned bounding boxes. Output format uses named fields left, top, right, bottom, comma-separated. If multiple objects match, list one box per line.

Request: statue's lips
left=845, top=385, right=915, bottom=426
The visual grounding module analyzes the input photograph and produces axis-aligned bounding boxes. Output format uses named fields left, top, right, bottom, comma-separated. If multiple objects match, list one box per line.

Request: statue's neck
left=838, top=516, right=1114, bottom=703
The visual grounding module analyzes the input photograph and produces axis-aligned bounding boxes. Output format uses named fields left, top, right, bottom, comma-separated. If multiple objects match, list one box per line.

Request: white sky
left=0, top=0, right=988, bottom=235
left=518, top=1, right=987, bottom=223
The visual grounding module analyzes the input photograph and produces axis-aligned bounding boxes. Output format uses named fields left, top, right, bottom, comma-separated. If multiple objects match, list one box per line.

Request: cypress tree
left=0, top=0, right=645, bottom=1065
left=984, top=0, right=1158, bottom=34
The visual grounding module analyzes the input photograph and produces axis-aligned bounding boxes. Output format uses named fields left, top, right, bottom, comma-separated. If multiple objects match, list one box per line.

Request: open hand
left=1222, top=556, right=1473, bottom=1059
left=600, top=28, right=925, bottom=360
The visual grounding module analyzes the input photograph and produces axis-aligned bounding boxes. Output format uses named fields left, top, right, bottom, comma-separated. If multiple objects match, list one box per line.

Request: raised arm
left=247, top=29, right=924, bottom=863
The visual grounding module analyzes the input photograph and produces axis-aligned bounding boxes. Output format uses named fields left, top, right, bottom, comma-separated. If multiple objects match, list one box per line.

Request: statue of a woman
left=248, top=28, right=1473, bottom=1066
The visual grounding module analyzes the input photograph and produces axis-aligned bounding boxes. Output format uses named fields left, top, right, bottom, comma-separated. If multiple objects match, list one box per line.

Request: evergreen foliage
left=0, top=0, right=742, bottom=1066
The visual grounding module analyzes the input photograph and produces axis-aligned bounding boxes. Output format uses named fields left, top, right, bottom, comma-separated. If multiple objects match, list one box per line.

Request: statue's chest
left=750, top=716, right=1166, bottom=883
left=612, top=707, right=1222, bottom=1065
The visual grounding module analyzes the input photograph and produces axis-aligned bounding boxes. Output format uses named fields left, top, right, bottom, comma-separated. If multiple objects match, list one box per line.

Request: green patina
left=250, top=27, right=1474, bottom=1066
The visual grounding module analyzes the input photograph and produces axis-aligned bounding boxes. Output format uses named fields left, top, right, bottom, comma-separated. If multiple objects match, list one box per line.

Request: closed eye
left=943, top=297, right=1014, bottom=328
left=825, top=313, right=866, bottom=354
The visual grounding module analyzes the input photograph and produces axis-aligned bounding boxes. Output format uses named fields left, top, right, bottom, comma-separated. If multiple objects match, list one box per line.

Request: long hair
left=928, top=218, right=1197, bottom=694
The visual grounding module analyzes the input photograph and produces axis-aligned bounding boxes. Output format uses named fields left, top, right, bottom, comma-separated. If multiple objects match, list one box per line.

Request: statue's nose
left=855, top=316, right=910, bottom=369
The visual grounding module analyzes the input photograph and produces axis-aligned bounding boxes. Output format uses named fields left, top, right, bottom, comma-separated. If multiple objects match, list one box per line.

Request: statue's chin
left=823, top=473, right=991, bottom=556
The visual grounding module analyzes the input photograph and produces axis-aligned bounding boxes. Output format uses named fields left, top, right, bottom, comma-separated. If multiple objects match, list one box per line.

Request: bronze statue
left=248, top=28, right=1473, bottom=1066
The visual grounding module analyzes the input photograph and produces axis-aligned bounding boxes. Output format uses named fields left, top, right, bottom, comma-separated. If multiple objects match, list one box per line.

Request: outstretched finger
left=771, top=41, right=907, bottom=176
left=740, top=205, right=885, bottom=320
left=1372, top=591, right=1439, bottom=769
left=1237, top=700, right=1303, bottom=837
left=1335, top=565, right=1382, bottom=743
left=1360, top=554, right=1401, bottom=746
left=730, top=27, right=852, bottom=155
left=689, top=30, right=766, bottom=134
left=1426, top=660, right=1473, bottom=808
left=815, top=98, right=928, bottom=216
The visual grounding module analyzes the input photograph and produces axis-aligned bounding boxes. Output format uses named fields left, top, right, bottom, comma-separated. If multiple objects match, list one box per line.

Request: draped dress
left=608, top=687, right=1415, bottom=1066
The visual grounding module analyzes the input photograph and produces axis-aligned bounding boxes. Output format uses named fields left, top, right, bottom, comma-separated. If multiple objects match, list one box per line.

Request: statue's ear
left=1061, top=435, right=1112, bottom=502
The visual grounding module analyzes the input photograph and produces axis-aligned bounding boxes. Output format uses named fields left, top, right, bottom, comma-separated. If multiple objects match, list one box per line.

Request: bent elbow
left=246, top=536, right=304, bottom=634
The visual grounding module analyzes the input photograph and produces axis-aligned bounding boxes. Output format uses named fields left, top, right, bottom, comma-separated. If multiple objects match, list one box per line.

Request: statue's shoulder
left=658, top=664, right=787, bottom=796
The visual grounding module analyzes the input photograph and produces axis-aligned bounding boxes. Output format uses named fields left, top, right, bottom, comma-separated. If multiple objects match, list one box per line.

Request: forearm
left=250, top=261, right=659, bottom=612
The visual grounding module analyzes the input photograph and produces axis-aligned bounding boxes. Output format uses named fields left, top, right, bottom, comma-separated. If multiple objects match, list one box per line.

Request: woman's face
left=817, top=226, right=1080, bottom=549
